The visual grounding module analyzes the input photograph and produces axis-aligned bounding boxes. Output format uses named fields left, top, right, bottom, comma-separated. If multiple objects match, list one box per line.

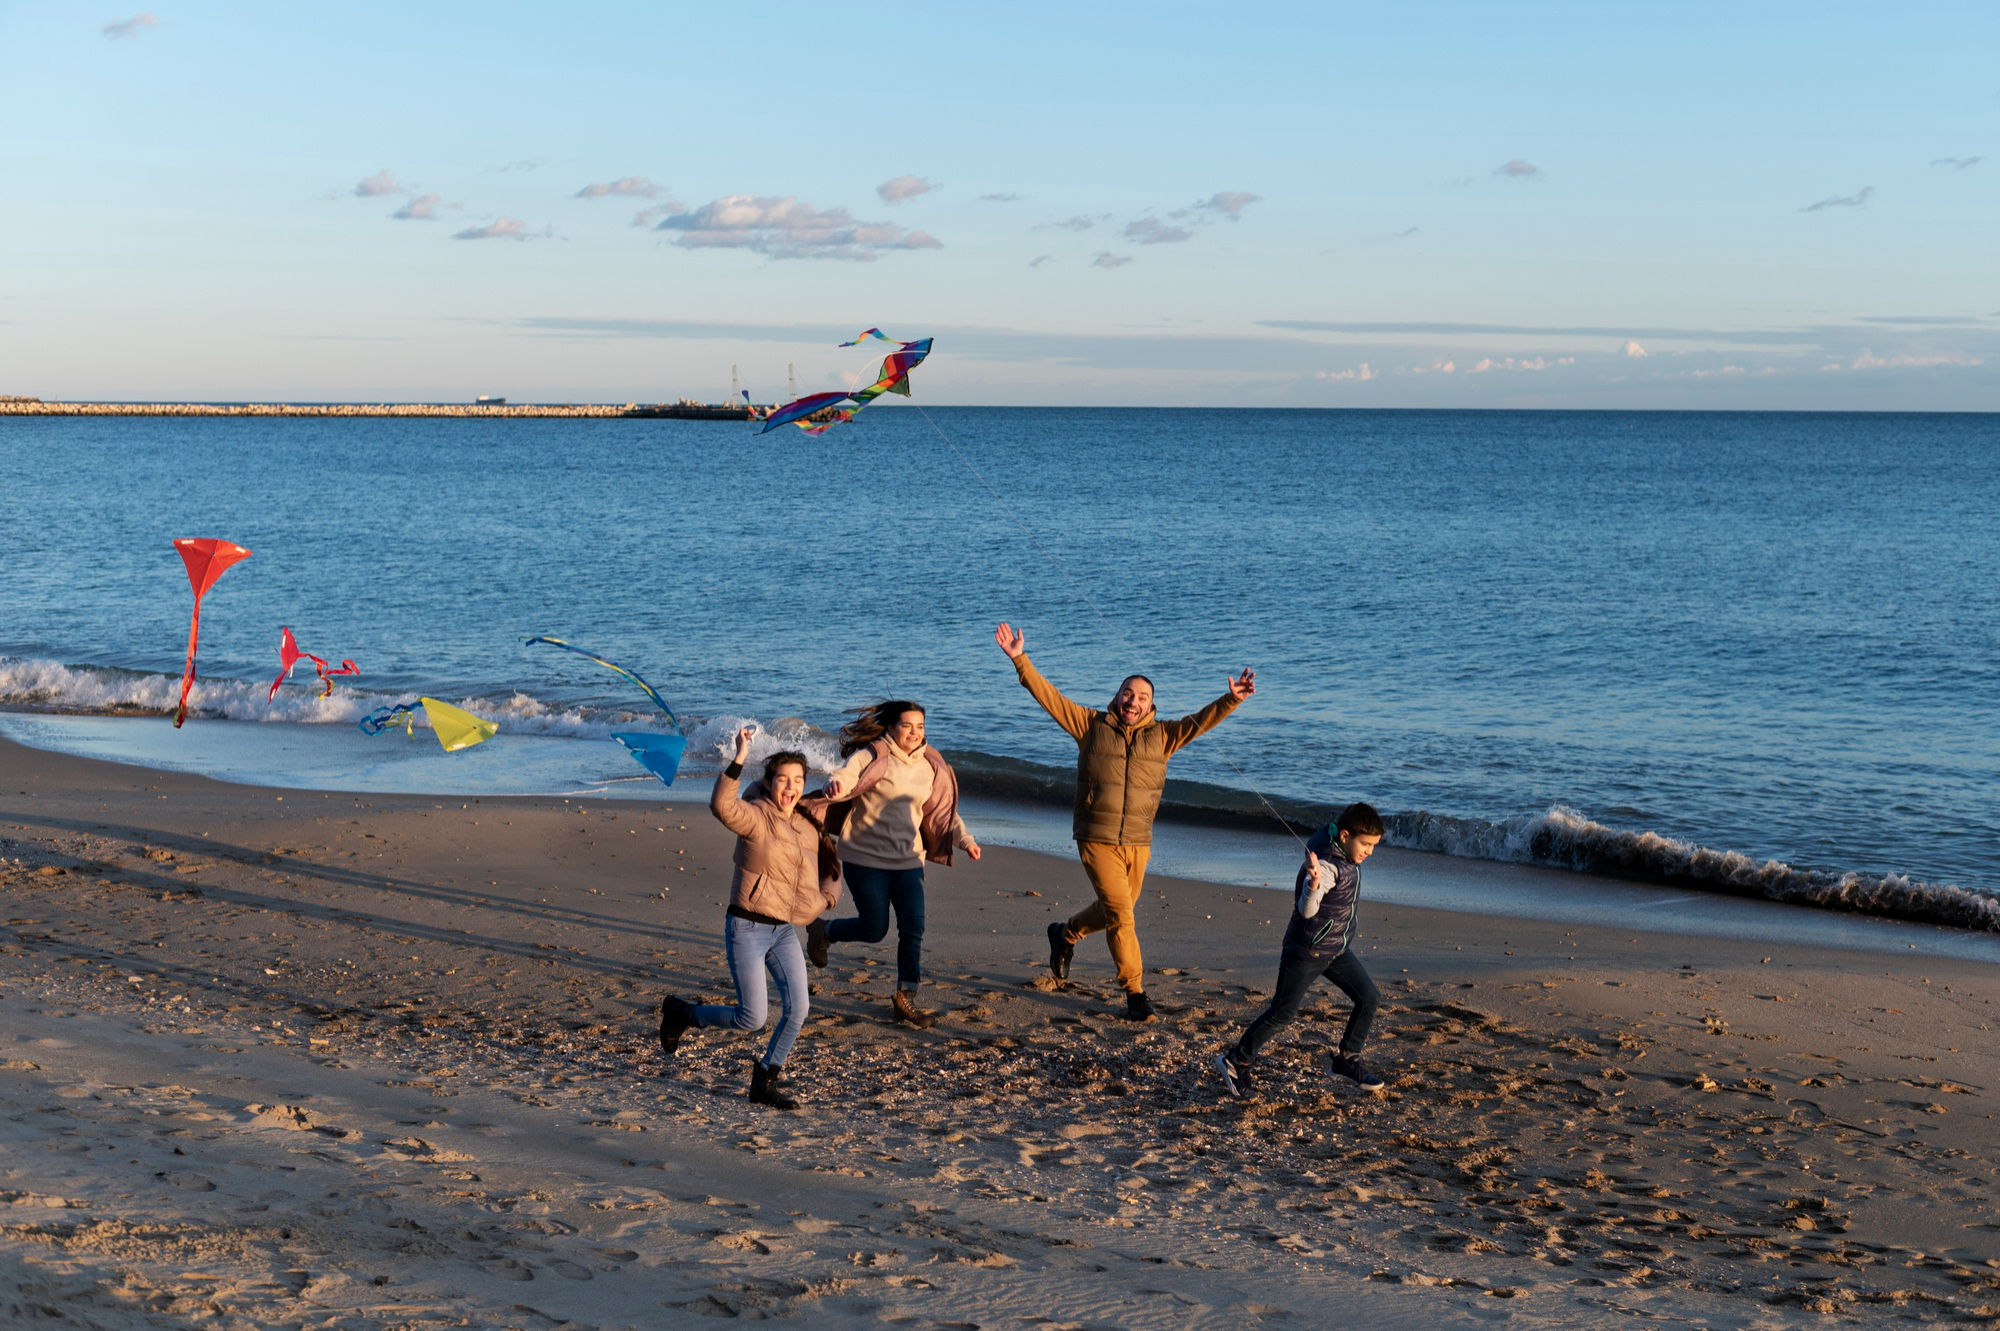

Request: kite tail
left=173, top=603, right=201, bottom=728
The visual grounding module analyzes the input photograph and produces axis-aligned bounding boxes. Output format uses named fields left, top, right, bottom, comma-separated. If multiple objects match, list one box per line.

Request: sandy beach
left=2, top=733, right=1997, bottom=1329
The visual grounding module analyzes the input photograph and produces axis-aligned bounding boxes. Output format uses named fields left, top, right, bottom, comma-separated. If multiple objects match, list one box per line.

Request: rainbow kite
left=759, top=331, right=932, bottom=437
left=524, top=635, right=688, bottom=786
left=171, top=538, right=252, bottom=728
left=268, top=626, right=359, bottom=700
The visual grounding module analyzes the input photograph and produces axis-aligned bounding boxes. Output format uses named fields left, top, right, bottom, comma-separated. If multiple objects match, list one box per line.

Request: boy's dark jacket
left=1283, top=824, right=1360, bottom=959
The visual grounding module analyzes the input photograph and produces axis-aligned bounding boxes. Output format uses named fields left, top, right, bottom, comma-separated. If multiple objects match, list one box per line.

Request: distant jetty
left=0, top=397, right=782, bottom=421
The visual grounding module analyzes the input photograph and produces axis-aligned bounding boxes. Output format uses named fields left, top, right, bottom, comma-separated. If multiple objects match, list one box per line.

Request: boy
left=1216, top=802, right=1386, bottom=1098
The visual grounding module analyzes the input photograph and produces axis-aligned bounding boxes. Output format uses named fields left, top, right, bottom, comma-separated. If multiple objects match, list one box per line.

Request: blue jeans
left=1234, top=947, right=1378, bottom=1062
left=690, top=914, right=809, bottom=1068
left=825, top=863, right=926, bottom=990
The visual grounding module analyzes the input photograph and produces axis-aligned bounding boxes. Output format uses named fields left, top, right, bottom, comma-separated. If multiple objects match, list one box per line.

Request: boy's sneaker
left=1124, top=992, right=1156, bottom=1023
left=1215, top=1048, right=1254, bottom=1100
left=1327, top=1052, right=1386, bottom=1092
left=1046, top=922, right=1074, bottom=980
left=805, top=918, right=830, bottom=969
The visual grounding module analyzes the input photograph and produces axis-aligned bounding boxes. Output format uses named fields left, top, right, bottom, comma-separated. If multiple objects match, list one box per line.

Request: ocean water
left=3, top=408, right=1997, bottom=932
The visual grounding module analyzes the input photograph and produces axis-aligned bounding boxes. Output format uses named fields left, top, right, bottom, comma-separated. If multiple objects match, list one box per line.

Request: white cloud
left=491, top=159, right=546, bottom=173
left=981, top=192, right=1023, bottom=202
left=1800, top=186, right=1872, bottom=212
left=1410, top=360, right=1455, bottom=374
left=1929, top=156, right=1983, bottom=170
left=1467, top=356, right=1574, bottom=373
left=453, top=217, right=544, bottom=241
left=354, top=170, right=401, bottom=198
left=1181, top=191, right=1263, bottom=220
left=631, top=205, right=675, bottom=228
left=577, top=176, right=662, bottom=199
left=1496, top=160, right=1541, bottom=178
left=1821, top=350, right=1983, bottom=372
left=101, top=12, right=156, bottom=38
left=392, top=193, right=444, bottom=220
left=652, top=195, right=942, bottom=261
left=1124, top=217, right=1193, bottom=245
left=1091, top=252, right=1132, bottom=269
left=1623, top=340, right=1648, bottom=358
left=1046, top=215, right=1096, bottom=231
left=1028, top=254, right=1054, bottom=268
left=878, top=175, right=938, bottom=204
left=1316, top=363, right=1375, bottom=381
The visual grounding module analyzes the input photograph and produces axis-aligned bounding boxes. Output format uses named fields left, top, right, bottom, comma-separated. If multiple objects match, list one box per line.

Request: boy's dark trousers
left=1234, top=946, right=1379, bottom=1062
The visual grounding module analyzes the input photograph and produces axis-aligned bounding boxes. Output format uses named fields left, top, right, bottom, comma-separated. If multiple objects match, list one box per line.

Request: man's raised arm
left=1161, top=668, right=1256, bottom=755
left=996, top=621, right=1093, bottom=740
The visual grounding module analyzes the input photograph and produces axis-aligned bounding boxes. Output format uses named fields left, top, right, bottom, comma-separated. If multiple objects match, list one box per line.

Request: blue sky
left=1, top=1, right=1994, bottom=407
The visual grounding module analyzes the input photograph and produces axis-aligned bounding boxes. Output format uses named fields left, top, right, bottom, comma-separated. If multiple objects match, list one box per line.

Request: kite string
left=912, top=404, right=1312, bottom=856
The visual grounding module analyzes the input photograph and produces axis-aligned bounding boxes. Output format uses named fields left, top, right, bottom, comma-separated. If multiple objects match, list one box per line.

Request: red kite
left=268, top=626, right=359, bottom=701
left=171, top=537, right=251, bottom=727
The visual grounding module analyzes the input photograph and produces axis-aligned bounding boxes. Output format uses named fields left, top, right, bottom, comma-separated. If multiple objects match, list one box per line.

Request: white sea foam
left=688, top=714, right=845, bottom=774
left=1392, top=804, right=2000, bottom=933
left=0, top=657, right=680, bottom=740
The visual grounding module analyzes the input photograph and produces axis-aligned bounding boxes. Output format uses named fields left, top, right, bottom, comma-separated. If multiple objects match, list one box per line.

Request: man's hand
left=732, top=726, right=756, bottom=763
left=1228, top=668, right=1257, bottom=701
left=994, top=623, right=1025, bottom=659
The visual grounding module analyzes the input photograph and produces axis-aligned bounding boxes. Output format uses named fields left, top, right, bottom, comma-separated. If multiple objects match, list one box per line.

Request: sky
left=1, top=1, right=1995, bottom=408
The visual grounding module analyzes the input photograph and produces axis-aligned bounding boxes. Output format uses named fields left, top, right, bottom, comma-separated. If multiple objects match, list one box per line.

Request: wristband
left=725, top=760, right=744, bottom=778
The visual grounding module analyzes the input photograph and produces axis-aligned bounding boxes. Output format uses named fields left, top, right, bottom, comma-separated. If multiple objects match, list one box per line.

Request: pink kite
left=268, top=626, right=359, bottom=701
left=171, top=537, right=252, bottom=728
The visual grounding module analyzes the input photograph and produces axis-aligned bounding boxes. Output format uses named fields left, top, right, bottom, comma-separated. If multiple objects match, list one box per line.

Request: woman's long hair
left=838, top=699, right=924, bottom=758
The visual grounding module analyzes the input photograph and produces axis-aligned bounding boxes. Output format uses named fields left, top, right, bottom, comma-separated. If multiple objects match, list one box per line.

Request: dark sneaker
left=1215, top=1049, right=1254, bottom=1099
left=749, top=1060, right=797, bottom=1111
left=1328, top=1052, right=1386, bottom=1092
left=805, top=917, right=830, bottom=969
left=1124, top=991, right=1156, bottom=1023
left=1046, top=922, right=1074, bottom=980
left=891, top=990, right=936, bottom=1029
left=658, top=995, right=694, bottom=1058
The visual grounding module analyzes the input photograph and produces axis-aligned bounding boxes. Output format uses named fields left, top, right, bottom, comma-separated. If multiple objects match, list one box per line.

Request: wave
left=0, top=656, right=682, bottom=741
left=0, top=657, right=852, bottom=774
left=1391, top=805, right=2000, bottom=935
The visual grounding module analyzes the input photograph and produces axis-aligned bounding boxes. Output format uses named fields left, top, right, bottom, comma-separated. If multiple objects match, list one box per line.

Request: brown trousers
left=1061, top=842, right=1152, bottom=994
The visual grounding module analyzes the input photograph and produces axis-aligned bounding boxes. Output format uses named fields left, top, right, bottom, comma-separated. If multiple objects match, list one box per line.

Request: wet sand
left=3, top=734, right=1998, bottom=1328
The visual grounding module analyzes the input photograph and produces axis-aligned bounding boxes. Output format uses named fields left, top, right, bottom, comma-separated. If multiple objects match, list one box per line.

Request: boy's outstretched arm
left=1299, top=850, right=1333, bottom=917
left=996, top=621, right=1093, bottom=740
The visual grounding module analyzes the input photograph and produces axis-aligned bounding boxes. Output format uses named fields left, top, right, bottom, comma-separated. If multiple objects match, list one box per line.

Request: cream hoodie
left=828, top=742, right=973, bottom=871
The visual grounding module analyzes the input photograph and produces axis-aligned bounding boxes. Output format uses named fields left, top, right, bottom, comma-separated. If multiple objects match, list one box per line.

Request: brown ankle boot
left=891, top=990, right=936, bottom=1029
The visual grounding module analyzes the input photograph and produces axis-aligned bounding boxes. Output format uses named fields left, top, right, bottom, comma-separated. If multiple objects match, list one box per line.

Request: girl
left=807, top=700, right=980, bottom=1027
left=659, top=727, right=837, bottom=1109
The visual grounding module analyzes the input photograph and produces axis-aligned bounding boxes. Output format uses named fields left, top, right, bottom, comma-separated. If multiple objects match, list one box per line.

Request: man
left=995, top=622, right=1255, bottom=1021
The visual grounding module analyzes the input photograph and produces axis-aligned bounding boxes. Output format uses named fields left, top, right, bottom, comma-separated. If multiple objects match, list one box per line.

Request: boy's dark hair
left=1336, top=801, right=1385, bottom=839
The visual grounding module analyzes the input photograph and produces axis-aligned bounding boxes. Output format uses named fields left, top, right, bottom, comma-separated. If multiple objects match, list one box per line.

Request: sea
left=3, top=408, right=1998, bottom=945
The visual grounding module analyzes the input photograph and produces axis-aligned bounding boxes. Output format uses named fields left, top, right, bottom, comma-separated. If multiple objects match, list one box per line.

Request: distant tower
left=788, top=362, right=798, bottom=400
left=730, top=364, right=740, bottom=403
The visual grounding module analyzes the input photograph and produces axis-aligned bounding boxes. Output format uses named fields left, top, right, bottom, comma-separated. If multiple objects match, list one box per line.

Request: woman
left=658, top=727, right=837, bottom=1110
left=807, top=699, right=980, bottom=1027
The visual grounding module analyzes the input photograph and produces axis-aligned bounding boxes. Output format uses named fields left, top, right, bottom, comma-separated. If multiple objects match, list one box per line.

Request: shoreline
left=3, top=733, right=1998, bottom=1325
left=5, top=707, right=1998, bottom=953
